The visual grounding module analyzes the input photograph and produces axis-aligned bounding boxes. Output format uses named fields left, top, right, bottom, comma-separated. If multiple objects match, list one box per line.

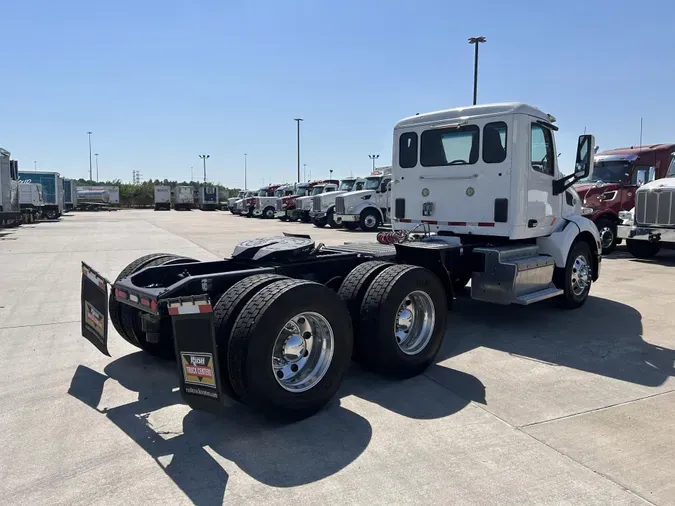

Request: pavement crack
left=0, top=320, right=80, bottom=330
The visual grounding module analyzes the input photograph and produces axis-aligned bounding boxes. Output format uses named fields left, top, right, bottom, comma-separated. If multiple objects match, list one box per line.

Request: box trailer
left=174, top=185, right=194, bottom=211
left=63, top=179, right=77, bottom=211
left=0, top=150, right=21, bottom=227
left=199, top=186, right=219, bottom=211
left=154, top=185, right=171, bottom=210
left=15, top=181, right=43, bottom=223
left=18, top=170, right=61, bottom=219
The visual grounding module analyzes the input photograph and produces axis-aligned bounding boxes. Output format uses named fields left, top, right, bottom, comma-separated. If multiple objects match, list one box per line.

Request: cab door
left=527, top=121, right=562, bottom=237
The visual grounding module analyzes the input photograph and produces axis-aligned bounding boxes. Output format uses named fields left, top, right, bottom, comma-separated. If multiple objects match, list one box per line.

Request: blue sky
left=2, top=0, right=674, bottom=188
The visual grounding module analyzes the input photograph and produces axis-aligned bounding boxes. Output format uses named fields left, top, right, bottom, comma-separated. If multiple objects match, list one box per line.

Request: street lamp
left=369, top=154, right=380, bottom=171
left=303, top=163, right=307, bottom=181
left=329, top=169, right=334, bottom=179
left=294, top=118, right=303, bottom=183
left=244, top=153, right=248, bottom=189
left=468, top=36, right=486, bottom=105
left=95, top=153, right=99, bottom=181
left=33, top=161, right=37, bottom=171
left=199, top=154, right=210, bottom=183
left=87, top=131, right=93, bottom=181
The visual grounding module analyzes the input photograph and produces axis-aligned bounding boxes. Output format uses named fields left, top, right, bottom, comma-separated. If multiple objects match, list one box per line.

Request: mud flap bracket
left=168, top=295, right=226, bottom=413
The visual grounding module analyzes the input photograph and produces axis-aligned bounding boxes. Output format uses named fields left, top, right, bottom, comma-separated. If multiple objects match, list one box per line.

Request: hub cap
left=394, top=290, right=435, bottom=355
left=363, top=215, right=377, bottom=228
left=272, top=312, right=334, bottom=393
left=599, top=226, right=614, bottom=249
left=571, top=255, right=591, bottom=297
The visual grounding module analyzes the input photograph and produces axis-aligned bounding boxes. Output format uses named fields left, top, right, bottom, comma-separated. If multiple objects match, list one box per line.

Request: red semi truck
left=575, top=143, right=675, bottom=254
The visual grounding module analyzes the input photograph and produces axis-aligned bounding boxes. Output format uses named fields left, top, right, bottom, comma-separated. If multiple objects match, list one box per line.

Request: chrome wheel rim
left=599, top=227, right=614, bottom=249
left=394, top=290, right=436, bottom=355
left=272, top=312, right=334, bottom=393
left=364, top=215, right=377, bottom=228
left=571, top=255, right=591, bottom=297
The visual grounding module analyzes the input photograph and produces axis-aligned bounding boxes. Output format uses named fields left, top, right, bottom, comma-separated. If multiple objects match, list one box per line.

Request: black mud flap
left=81, top=262, right=111, bottom=356
left=168, top=295, right=226, bottom=413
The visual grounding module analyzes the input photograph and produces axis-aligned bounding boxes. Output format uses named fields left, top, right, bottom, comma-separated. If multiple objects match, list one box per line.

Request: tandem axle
left=81, top=231, right=599, bottom=421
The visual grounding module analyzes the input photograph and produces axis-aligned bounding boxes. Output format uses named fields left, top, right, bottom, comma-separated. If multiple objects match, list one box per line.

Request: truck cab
left=233, top=190, right=256, bottom=215
left=292, top=179, right=340, bottom=222
left=276, top=183, right=312, bottom=220
left=245, top=185, right=280, bottom=217
left=310, top=177, right=366, bottom=228
left=575, top=144, right=675, bottom=254
left=334, top=168, right=392, bottom=231
left=253, top=184, right=294, bottom=218
left=228, top=191, right=246, bottom=213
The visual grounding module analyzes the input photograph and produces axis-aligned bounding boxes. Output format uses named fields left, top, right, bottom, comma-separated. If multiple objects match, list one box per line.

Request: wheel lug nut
left=303, top=331, right=311, bottom=339
left=304, top=350, right=309, bottom=357
left=297, top=317, right=306, bottom=324
left=405, top=300, right=411, bottom=306
left=291, top=364, right=299, bottom=372
left=276, top=371, right=284, bottom=379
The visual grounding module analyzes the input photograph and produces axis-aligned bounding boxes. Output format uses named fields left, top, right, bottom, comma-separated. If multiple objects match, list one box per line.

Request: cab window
left=531, top=124, right=555, bottom=176
left=399, top=132, right=418, bottom=168
left=420, top=125, right=480, bottom=167
left=483, top=122, right=507, bottom=163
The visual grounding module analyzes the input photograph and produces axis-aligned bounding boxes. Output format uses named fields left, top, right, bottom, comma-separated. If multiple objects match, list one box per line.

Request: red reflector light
left=150, top=299, right=157, bottom=312
left=140, top=298, right=151, bottom=307
left=447, top=221, right=467, bottom=226
left=115, top=288, right=127, bottom=299
left=478, top=222, right=495, bottom=227
left=422, top=220, right=437, bottom=225
left=399, top=218, right=411, bottom=223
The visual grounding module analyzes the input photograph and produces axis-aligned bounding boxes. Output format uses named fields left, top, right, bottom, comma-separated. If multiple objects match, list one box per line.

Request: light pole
left=199, top=154, right=210, bottom=183
left=87, top=131, right=93, bottom=181
left=369, top=154, right=379, bottom=171
left=294, top=118, right=303, bottom=183
left=244, top=153, right=248, bottom=189
left=468, top=37, right=486, bottom=105
left=95, top=153, right=99, bottom=181
left=33, top=161, right=37, bottom=171
left=303, top=163, right=307, bottom=181
left=329, top=169, right=333, bottom=179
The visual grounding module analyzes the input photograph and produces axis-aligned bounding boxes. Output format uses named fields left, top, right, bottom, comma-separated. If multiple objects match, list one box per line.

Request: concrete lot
left=1, top=209, right=673, bottom=505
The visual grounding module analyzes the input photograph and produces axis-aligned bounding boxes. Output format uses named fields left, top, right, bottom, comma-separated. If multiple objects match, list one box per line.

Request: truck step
left=513, top=286, right=563, bottom=305
left=471, top=246, right=557, bottom=305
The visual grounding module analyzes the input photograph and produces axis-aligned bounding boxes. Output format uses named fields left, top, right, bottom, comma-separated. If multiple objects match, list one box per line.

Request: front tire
left=313, top=217, right=327, bottom=228
left=263, top=206, right=276, bottom=219
left=300, top=210, right=311, bottom=223
left=327, top=210, right=341, bottom=228
left=228, top=279, right=353, bottom=421
left=595, top=218, right=617, bottom=255
left=626, top=239, right=660, bottom=259
left=356, top=265, right=447, bottom=378
left=554, top=241, right=593, bottom=309
left=359, top=209, right=380, bottom=232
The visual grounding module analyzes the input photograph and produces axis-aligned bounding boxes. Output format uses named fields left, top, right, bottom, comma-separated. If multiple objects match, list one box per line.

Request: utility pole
left=199, top=154, right=210, bottom=183
left=369, top=154, right=380, bottom=171
left=244, top=153, right=248, bottom=189
left=294, top=118, right=303, bottom=183
left=95, top=153, right=99, bottom=181
left=87, top=131, right=93, bottom=181
left=190, top=166, right=194, bottom=181
left=33, top=161, right=37, bottom=171
left=303, top=163, right=307, bottom=181
left=639, top=117, right=643, bottom=149
left=468, top=37, right=486, bottom=105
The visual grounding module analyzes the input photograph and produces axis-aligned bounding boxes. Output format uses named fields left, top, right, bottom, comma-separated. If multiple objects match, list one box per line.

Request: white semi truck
left=617, top=153, right=675, bottom=258
left=79, top=102, right=601, bottom=422
left=334, top=168, right=392, bottom=231
left=227, top=191, right=246, bottom=213
left=154, top=185, right=171, bottom=211
left=15, top=181, right=44, bottom=223
left=293, top=181, right=339, bottom=223
left=310, top=177, right=366, bottom=228
left=174, top=185, right=194, bottom=211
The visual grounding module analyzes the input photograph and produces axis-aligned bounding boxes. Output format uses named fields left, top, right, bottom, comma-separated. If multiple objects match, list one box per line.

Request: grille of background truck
left=335, top=196, right=345, bottom=214
left=636, top=190, right=675, bottom=225
left=312, top=196, right=321, bottom=210
left=276, top=198, right=283, bottom=211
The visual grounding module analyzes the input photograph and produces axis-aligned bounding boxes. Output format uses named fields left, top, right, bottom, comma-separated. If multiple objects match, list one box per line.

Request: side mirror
left=648, top=166, right=656, bottom=183
left=636, top=170, right=646, bottom=187
left=574, top=134, right=595, bottom=179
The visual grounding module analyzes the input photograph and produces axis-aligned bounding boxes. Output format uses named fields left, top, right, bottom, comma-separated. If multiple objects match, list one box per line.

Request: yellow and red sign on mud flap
left=180, top=352, right=216, bottom=388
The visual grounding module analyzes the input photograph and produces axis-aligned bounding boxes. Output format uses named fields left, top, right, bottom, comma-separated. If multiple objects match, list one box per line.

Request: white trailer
left=174, top=185, right=194, bottom=211
left=154, top=185, right=171, bottom=211
left=16, top=182, right=44, bottom=223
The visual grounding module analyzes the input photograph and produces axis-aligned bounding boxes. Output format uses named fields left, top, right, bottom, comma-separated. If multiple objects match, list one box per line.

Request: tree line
left=74, top=178, right=242, bottom=207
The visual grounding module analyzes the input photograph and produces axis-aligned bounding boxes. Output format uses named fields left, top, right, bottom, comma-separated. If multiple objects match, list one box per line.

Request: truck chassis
left=81, top=231, right=598, bottom=422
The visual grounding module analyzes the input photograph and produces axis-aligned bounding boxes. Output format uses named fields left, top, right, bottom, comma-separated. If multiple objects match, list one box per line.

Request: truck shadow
left=602, top=246, right=675, bottom=265
left=68, top=353, right=482, bottom=504
left=435, top=294, right=674, bottom=390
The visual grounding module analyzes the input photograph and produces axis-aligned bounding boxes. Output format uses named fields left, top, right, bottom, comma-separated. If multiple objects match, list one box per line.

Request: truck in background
left=174, top=185, right=194, bottom=211
left=253, top=184, right=294, bottom=218
left=0, top=150, right=21, bottom=227
left=15, top=181, right=44, bottom=223
left=310, top=177, right=366, bottom=228
left=275, top=182, right=314, bottom=220
left=19, top=170, right=63, bottom=219
left=575, top=144, right=675, bottom=254
left=227, top=191, right=246, bottom=213
left=63, top=179, right=77, bottom=211
left=334, top=167, right=393, bottom=231
left=154, top=185, right=171, bottom=210
left=199, top=186, right=219, bottom=211
left=292, top=180, right=340, bottom=222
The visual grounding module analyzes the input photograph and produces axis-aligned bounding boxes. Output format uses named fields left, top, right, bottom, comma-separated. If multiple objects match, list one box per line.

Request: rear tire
left=357, top=265, right=447, bottom=378
left=228, top=279, right=353, bottom=421
left=554, top=241, right=593, bottom=309
left=626, top=239, right=660, bottom=259
left=212, top=274, right=288, bottom=400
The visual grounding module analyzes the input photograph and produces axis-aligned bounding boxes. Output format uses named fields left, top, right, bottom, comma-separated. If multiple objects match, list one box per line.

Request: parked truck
left=233, top=190, right=256, bottom=215
left=0, top=150, right=21, bottom=227
left=292, top=180, right=339, bottom=222
left=153, top=185, right=171, bottom=210
left=174, top=185, right=194, bottom=211
left=79, top=102, right=601, bottom=423
left=19, top=170, right=63, bottom=219
left=227, top=191, right=246, bottom=213
left=242, top=184, right=281, bottom=218
left=275, top=182, right=313, bottom=221
left=310, top=177, right=366, bottom=228
left=63, top=179, right=77, bottom=212
left=15, top=181, right=44, bottom=223
left=253, top=184, right=295, bottom=218
left=199, top=186, right=219, bottom=211
left=575, top=144, right=675, bottom=254
left=617, top=152, right=675, bottom=258
left=334, top=168, right=393, bottom=231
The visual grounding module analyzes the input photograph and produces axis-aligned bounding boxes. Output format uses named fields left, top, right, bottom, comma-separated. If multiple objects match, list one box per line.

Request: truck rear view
left=174, top=185, right=194, bottom=211
left=154, top=185, right=171, bottom=211
left=199, top=186, right=218, bottom=211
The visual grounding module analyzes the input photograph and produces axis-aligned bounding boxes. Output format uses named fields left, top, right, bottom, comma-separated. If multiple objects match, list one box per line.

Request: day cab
left=334, top=168, right=392, bottom=231
left=310, top=177, right=366, bottom=228
left=575, top=143, right=675, bottom=254
left=292, top=180, right=339, bottom=223
left=253, top=184, right=294, bottom=219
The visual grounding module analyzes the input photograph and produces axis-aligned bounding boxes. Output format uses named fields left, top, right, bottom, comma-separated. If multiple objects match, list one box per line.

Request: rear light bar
left=115, top=287, right=158, bottom=312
